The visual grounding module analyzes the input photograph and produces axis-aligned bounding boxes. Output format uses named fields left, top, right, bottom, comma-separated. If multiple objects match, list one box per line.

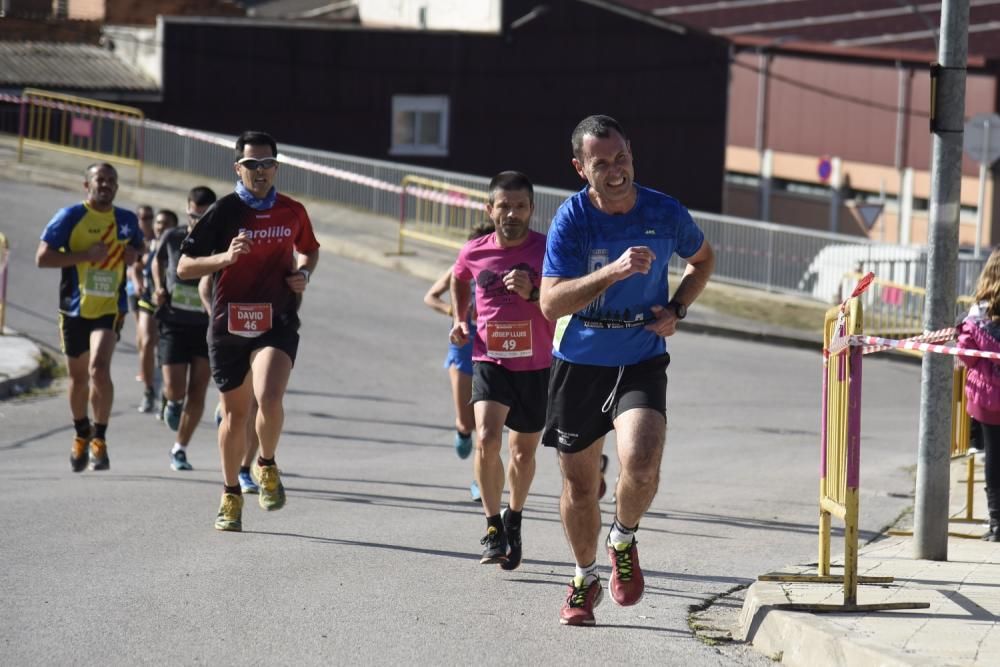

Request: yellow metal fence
left=17, top=88, right=145, bottom=184
left=759, top=288, right=928, bottom=613
left=396, top=175, right=489, bottom=253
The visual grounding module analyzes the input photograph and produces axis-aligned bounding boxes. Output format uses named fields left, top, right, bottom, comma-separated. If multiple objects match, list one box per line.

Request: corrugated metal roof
left=618, top=0, right=1000, bottom=60
left=0, top=42, right=159, bottom=92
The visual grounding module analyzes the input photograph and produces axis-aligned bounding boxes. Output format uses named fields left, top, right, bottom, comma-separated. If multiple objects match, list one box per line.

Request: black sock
left=457, top=430, right=471, bottom=438
left=613, top=517, right=638, bottom=533
left=504, top=506, right=522, bottom=529
left=487, top=513, right=504, bottom=533
left=93, top=423, right=107, bottom=440
left=223, top=484, right=242, bottom=495
left=239, top=466, right=251, bottom=475
left=257, top=456, right=275, bottom=467
left=73, top=418, right=91, bottom=439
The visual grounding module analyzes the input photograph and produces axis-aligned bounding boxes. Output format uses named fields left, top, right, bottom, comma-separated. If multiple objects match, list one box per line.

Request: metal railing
left=841, top=272, right=976, bottom=339
left=137, top=120, right=989, bottom=304
left=397, top=175, right=489, bottom=253
left=2, top=94, right=985, bottom=303
left=758, top=285, right=929, bottom=613
left=17, top=89, right=145, bottom=184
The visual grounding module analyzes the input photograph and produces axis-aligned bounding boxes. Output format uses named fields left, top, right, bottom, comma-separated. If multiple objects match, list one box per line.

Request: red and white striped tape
left=1, top=93, right=140, bottom=122
left=858, top=327, right=957, bottom=355
left=144, top=120, right=488, bottom=207
left=0, top=98, right=487, bottom=211
left=846, top=333, right=1000, bottom=361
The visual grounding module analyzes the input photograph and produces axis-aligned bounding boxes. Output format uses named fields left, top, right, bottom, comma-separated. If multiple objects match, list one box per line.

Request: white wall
left=103, top=23, right=162, bottom=87
left=357, top=0, right=500, bottom=32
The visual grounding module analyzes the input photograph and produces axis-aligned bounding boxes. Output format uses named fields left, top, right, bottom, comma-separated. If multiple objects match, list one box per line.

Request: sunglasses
left=188, top=211, right=204, bottom=221
left=237, top=157, right=279, bottom=171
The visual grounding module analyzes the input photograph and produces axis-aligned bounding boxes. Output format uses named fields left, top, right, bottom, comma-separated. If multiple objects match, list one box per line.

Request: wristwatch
left=298, top=268, right=311, bottom=283
left=528, top=286, right=540, bottom=302
left=667, top=300, right=687, bottom=319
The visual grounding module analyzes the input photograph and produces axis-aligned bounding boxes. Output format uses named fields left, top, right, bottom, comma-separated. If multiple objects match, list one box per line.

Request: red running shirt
left=180, top=192, right=320, bottom=337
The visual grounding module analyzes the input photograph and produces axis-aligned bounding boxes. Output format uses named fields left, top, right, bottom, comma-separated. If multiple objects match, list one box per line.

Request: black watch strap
left=668, top=300, right=687, bottom=320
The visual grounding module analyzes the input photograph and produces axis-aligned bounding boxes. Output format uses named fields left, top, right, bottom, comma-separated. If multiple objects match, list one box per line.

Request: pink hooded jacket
left=958, top=301, right=1000, bottom=425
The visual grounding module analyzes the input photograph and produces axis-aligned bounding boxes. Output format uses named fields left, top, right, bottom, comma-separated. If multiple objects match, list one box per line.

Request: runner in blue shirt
left=540, top=115, right=715, bottom=626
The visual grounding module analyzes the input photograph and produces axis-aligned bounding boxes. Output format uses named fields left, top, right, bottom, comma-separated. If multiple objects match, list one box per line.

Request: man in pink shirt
left=451, top=171, right=555, bottom=570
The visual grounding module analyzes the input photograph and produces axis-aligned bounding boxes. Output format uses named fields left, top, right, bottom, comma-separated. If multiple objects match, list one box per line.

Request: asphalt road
left=0, top=180, right=923, bottom=665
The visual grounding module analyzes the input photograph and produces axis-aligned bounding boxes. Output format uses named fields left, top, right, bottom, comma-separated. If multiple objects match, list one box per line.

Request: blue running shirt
left=543, top=185, right=705, bottom=366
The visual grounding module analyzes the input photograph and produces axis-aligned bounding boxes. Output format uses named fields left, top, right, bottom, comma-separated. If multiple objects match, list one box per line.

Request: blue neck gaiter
left=235, top=181, right=277, bottom=211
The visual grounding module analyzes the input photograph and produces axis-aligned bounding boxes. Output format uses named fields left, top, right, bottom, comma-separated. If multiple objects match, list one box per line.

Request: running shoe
left=500, top=509, right=522, bottom=571
left=239, top=470, right=260, bottom=494
left=138, top=388, right=155, bottom=414
left=607, top=537, right=644, bottom=606
left=469, top=480, right=481, bottom=502
left=251, top=462, right=286, bottom=511
left=70, top=435, right=89, bottom=473
left=170, top=449, right=193, bottom=471
left=214, top=493, right=243, bottom=532
left=214, top=402, right=223, bottom=427
left=479, top=525, right=508, bottom=565
left=454, top=432, right=473, bottom=459
left=163, top=400, right=183, bottom=432
left=88, top=438, right=110, bottom=471
left=559, top=575, right=603, bottom=626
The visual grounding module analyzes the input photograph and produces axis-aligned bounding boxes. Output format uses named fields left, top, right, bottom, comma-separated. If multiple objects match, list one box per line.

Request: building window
left=391, top=95, right=449, bottom=157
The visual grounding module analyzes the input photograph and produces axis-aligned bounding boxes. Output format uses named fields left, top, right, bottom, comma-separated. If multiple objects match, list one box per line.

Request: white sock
left=609, top=519, right=636, bottom=547
left=171, top=443, right=186, bottom=455
left=574, top=560, right=600, bottom=585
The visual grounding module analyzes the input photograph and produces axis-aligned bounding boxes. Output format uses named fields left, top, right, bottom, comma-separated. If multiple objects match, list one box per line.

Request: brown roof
left=0, top=42, right=158, bottom=93
left=617, top=0, right=1000, bottom=61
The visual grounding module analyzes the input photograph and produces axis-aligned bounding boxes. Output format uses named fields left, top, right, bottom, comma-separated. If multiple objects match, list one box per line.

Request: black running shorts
left=59, top=313, right=124, bottom=358
left=471, top=361, right=550, bottom=434
left=208, top=324, right=299, bottom=393
left=542, top=353, right=670, bottom=454
left=158, top=320, right=209, bottom=366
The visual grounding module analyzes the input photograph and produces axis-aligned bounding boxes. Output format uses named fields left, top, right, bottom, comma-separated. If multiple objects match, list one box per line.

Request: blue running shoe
left=238, top=469, right=260, bottom=494
left=170, top=449, right=193, bottom=471
left=163, top=400, right=183, bottom=432
left=470, top=479, right=481, bottom=502
left=454, top=432, right=472, bottom=459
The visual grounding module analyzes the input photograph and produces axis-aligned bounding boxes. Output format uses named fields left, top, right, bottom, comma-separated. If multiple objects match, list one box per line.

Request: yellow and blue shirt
left=41, top=202, right=145, bottom=318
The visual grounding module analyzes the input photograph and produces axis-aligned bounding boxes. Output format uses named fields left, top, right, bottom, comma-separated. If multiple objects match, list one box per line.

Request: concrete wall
left=358, top=0, right=500, bottom=32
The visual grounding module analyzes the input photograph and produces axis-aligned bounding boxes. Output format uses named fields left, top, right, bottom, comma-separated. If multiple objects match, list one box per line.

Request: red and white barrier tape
left=146, top=120, right=487, bottom=206
left=1, top=93, right=140, bottom=122
left=2, top=101, right=486, bottom=211
left=848, top=334, right=1000, bottom=361
left=858, top=327, right=957, bottom=355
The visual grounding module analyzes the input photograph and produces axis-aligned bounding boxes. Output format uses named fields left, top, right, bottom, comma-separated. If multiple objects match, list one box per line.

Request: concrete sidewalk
left=736, top=455, right=999, bottom=666
left=2, top=136, right=996, bottom=666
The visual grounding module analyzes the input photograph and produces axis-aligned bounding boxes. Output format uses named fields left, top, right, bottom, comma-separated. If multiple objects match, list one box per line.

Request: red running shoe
left=607, top=538, right=644, bottom=606
left=559, top=576, right=603, bottom=626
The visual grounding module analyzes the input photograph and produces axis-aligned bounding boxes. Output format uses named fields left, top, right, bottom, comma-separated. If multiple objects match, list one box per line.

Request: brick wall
left=0, top=16, right=102, bottom=42
left=104, top=0, right=243, bottom=25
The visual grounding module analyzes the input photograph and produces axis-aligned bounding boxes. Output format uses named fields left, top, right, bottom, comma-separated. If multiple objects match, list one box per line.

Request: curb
left=0, top=332, right=43, bottom=400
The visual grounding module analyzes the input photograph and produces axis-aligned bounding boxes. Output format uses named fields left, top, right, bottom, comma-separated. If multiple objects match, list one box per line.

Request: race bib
left=486, top=321, right=533, bottom=359
left=171, top=283, right=203, bottom=312
left=228, top=303, right=272, bottom=338
left=83, top=268, right=118, bottom=297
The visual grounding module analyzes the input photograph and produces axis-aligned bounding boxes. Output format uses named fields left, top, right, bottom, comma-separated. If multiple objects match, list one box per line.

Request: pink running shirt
left=453, top=230, right=554, bottom=371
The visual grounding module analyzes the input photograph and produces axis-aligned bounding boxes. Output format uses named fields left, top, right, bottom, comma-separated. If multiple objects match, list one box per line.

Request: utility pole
left=915, top=0, right=969, bottom=561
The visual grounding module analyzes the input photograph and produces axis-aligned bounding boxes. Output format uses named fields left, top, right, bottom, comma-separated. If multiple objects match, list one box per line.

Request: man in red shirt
left=178, top=131, right=320, bottom=532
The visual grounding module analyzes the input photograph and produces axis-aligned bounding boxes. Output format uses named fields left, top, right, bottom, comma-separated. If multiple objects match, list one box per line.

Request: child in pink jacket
left=957, top=248, right=1000, bottom=541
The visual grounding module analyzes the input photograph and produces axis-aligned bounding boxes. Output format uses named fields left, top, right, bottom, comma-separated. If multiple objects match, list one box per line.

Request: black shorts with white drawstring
left=542, top=353, right=670, bottom=454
